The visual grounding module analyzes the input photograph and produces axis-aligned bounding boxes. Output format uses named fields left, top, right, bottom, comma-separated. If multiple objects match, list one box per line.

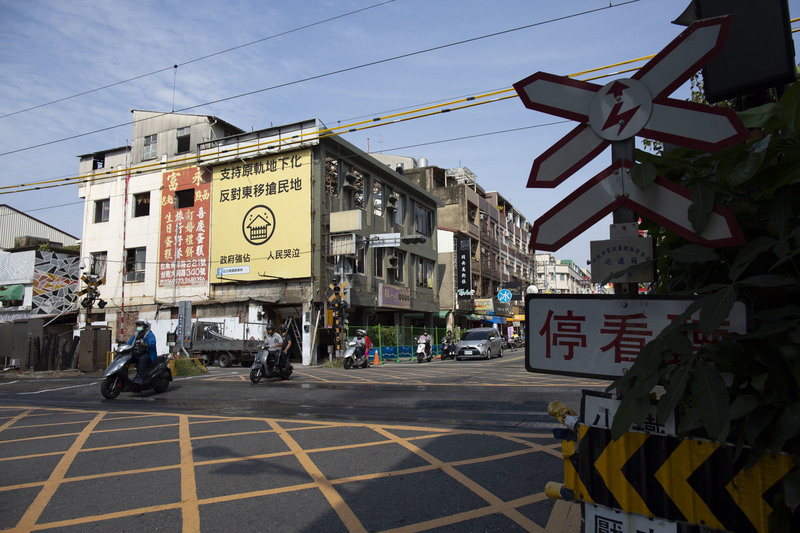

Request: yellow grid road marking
left=0, top=406, right=576, bottom=532
left=268, top=418, right=368, bottom=533
left=371, top=425, right=547, bottom=532
left=12, top=411, right=105, bottom=532
left=178, top=415, right=200, bottom=533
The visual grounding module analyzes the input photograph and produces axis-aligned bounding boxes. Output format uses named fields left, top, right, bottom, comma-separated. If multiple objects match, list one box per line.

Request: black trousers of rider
left=268, top=350, right=281, bottom=369
left=134, top=355, right=152, bottom=383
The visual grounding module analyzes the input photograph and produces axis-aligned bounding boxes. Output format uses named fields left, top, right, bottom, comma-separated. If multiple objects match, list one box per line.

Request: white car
left=455, top=328, right=504, bottom=360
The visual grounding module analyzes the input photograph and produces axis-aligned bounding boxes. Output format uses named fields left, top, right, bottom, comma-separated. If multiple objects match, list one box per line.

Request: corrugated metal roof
left=0, top=205, right=79, bottom=250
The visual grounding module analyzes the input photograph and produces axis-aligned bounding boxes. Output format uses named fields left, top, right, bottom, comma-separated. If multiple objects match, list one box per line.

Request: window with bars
left=143, top=134, right=157, bottom=160
left=125, top=247, right=146, bottom=283
left=90, top=252, right=108, bottom=278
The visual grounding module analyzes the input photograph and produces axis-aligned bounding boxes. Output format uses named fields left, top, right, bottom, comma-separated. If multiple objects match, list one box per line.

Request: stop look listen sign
left=525, top=294, right=746, bottom=380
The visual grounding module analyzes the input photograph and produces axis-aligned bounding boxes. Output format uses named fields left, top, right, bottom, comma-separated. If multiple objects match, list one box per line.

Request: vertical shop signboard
left=456, top=236, right=472, bottom=300
left=158, top=166, right=211, bottom=287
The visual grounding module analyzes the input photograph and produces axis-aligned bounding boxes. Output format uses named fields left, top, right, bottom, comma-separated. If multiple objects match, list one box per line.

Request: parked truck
left=175, top=321, right=262, bottom=367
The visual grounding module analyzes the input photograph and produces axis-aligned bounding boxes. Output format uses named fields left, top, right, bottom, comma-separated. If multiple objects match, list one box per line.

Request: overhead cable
left=0, top=0, right=396, bottom=120
left=0, top=0, right=640, bottom=158
left=0, top=53, right=652, bottom=195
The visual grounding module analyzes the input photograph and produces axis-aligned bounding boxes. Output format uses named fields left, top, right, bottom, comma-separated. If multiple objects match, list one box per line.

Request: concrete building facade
left=77, top=112, right=441, bottom=364
left=533, top=253, right=591, bottom=294
left=371, top=159, right=535, bottom=336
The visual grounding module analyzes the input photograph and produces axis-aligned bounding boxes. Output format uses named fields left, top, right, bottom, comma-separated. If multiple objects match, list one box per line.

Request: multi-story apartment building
left=533, top=253, right=591, bottom=294
left=78, top=112, right=441, bottom=364
left=371, top=158, right=534, bottom=334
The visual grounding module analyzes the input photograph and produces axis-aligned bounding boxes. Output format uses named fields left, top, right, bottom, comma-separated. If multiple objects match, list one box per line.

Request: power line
left=0, top=0, right=396, bottom=120
left=0, top=0, right=640, bottom=158
left=381, top=120, right=572, bottom=152
left=0, top=52, right=651, bottom=196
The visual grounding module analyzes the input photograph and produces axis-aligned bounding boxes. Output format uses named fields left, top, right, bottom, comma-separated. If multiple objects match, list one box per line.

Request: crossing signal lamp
left=78, top=272, right=106, bottom=326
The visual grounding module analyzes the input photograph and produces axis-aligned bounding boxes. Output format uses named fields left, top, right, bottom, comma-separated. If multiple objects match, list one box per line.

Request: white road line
left=17, top=381, right=101, bottom=395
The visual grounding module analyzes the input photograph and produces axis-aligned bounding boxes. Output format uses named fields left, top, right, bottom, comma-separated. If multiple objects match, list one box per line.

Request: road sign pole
left=611, top=139, right=639, bottom=296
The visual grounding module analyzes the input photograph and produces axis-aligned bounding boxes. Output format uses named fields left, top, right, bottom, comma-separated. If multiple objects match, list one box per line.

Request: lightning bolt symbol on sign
left=602, top=101, right=641, bottom=135
left=601, top=82, right=641, bottom=135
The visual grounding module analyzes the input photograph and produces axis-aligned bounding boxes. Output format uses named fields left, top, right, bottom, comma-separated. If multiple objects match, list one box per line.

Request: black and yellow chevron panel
left=560, top=425, right=796, bottom=533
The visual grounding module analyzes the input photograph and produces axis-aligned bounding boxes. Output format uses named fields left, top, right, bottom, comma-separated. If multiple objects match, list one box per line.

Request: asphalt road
left=0, top=349, right=610, bottom=532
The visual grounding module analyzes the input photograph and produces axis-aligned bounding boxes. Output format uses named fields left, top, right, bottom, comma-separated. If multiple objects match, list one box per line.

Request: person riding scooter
left=418, top=330, right=432, bottom=358
left=354, top=329, right=367, bottom=360
left=264, top=323, right=283, bottom=371
left=128, top=319, right=157, bottom=384
left=441, top=330, right=455, bottom=359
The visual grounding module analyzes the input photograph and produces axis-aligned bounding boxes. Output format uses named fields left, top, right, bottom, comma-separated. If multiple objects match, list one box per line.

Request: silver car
left=455, top=327, right=504, bottom=360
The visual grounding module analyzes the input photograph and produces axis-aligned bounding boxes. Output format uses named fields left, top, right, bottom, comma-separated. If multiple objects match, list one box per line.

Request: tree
left=610, top=81, right=800, bottom=532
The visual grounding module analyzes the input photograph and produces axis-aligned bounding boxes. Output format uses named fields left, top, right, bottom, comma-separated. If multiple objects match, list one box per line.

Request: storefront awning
left=0, top=284, right=24, bottom=302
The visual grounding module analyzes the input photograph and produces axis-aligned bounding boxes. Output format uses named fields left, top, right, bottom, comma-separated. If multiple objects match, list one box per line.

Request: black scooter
left=100, top=343, right=173, bottom=399
left=250, top=348, right=293, bottom=382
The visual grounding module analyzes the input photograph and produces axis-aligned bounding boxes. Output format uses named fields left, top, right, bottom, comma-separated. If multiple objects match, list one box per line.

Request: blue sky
left=1, top=0, right=797, bottom=267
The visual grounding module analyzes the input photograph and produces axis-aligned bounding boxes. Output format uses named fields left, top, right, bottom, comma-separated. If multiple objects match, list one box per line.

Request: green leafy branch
left=608, top=82, right=800, bottom=531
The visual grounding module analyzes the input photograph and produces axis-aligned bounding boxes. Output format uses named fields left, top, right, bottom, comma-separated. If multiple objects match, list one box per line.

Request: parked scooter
left=250, top=347, right=293, bottom=382
left=100, top=342, right=173, bottom=399
left=343, top=337, right=371, bottom=369
left=416, top=337, right=433, bottom=363
left=440, top=338, right=456, bottom=360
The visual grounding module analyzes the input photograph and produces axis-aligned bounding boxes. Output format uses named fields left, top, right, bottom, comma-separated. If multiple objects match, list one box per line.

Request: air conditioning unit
left=504, top=230, right=510, bottom=237
left=386, top=193, right=399, bottom=209
left=343, top=172, right=359, bottom=190
left=386, top=255, right=399, bottom=270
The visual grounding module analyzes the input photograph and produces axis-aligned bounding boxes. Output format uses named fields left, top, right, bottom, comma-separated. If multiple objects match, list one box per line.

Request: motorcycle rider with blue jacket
left=129, top=319, right=157, bottom=384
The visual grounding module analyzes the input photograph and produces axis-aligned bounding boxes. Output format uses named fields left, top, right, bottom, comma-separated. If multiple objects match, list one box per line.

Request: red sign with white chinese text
left=158, top=166, right=212, bottom=287
left=526, top=294, right=746, bottom=379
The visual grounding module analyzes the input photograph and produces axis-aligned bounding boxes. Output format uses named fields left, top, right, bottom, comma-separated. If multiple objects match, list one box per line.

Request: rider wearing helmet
left=264, top=322, right=283, bottom=366
left=128, top=319, right=157, bottom=384
left=418, top=330, right=432, bottom=357
left=279, top=323, right=292, bottom=369
left=354, top=329, right=367, bottom=359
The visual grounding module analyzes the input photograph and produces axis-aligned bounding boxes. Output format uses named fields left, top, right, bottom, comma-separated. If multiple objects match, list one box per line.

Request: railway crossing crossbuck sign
left=513, top=16, right=749, bottom=251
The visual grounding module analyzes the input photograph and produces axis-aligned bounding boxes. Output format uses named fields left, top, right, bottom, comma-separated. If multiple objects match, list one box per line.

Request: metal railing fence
left=344, top=324, right=463, bottom=362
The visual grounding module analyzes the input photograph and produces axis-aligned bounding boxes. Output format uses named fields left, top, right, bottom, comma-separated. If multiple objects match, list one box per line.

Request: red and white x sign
left=514, top=16, right=749, bottom=188
left=529, top=160, right=745, bottom=251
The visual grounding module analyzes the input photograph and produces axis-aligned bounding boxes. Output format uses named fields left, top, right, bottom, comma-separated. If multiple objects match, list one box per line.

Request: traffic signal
left=332, top=297, right=345, bottom=350
left=78, top=274, right=106, bottom=312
